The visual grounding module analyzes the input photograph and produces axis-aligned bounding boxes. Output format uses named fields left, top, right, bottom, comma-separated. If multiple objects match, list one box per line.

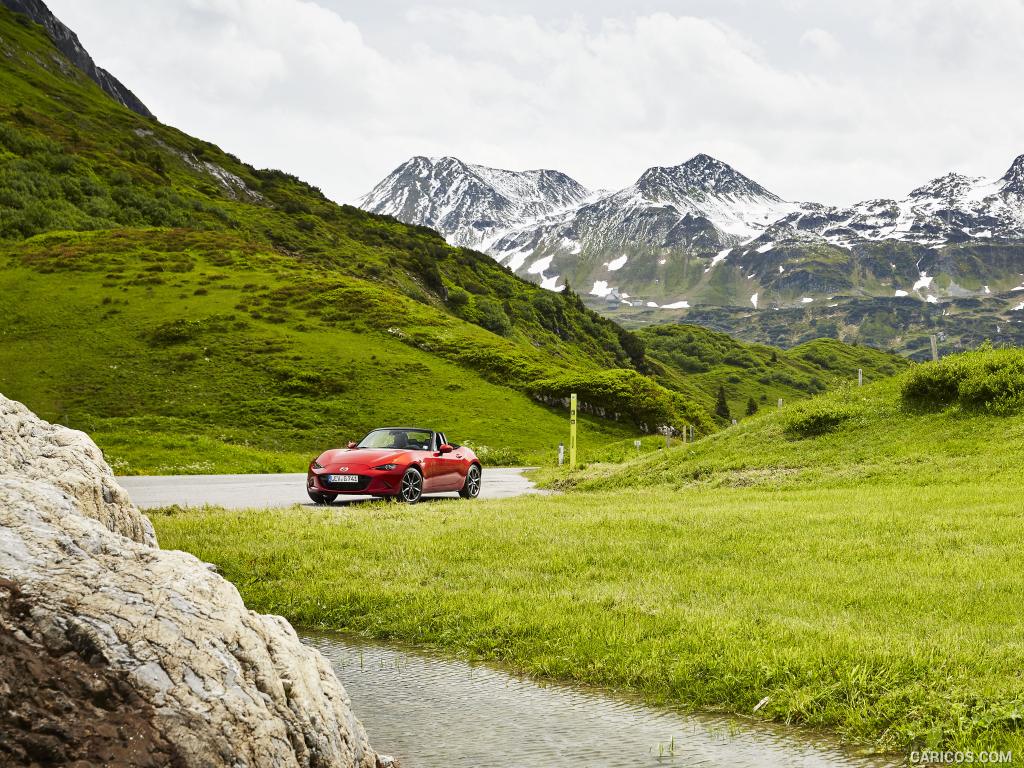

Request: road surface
left=118, top=467, right=542, bottom=510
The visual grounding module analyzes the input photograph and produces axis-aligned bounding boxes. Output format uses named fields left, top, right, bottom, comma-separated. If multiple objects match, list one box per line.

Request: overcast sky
left=46, top=0, right=1024, bottom=207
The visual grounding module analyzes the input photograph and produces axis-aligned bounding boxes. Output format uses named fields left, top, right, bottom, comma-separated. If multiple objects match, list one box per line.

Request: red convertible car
left=307, top=427, right=482, bottom=504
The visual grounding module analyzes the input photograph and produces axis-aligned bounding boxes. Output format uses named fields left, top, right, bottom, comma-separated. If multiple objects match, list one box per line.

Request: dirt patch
left=0, top=578, right=184, bottom=768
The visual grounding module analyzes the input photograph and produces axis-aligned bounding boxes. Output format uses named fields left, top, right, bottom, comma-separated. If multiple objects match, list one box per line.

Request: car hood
left=317, top=448, right=407, bottom=469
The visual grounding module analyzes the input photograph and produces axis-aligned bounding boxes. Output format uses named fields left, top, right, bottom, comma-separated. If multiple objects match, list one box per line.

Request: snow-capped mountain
left=486, top=154, right=797, bottom=289
left=761, top=155, right=1024, bottom=250
left=360, top=152, right=1024, bottom=356
left=359, top=156, right=595, bottom=249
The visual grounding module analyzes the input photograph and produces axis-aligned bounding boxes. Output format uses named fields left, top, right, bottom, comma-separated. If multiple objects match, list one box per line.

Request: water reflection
left=303, top=633, right=898, bottom=768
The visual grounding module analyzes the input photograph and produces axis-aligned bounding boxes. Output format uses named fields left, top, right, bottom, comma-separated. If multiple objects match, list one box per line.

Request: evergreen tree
left=746, top=396, right=758, bottom=416
left=715, top=386, right=731, bottom=421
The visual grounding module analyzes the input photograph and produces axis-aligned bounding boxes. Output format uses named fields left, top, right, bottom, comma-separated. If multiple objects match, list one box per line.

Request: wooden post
left=930, top=335, right=939, bottom=362
left=689, top=425, right=694, bottom=442
left=778, top=398, right=784, bottom=409
left=569, top=393, right=577, bottom=467
left=858, top=368, right=863, bottom=387
left=558, top=442, right=564, bottom=466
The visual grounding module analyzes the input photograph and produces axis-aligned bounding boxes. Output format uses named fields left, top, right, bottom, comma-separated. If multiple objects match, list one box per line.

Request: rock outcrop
left=0, top=394, right=379, bottom=768
left=0, top=396, right=155, bottom=546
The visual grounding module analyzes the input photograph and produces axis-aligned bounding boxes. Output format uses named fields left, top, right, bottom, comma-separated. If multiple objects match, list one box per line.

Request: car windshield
left=357, top=428, right=433, bottom=451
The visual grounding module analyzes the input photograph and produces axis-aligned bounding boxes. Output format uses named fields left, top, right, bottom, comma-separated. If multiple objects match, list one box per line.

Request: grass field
left=153, top=350, right=1024, bottom=757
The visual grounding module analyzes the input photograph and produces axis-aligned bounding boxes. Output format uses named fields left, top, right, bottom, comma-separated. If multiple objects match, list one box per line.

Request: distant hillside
left=0, top=5, right=903, bottom=471
left=639, top=324, right=908, bottom=420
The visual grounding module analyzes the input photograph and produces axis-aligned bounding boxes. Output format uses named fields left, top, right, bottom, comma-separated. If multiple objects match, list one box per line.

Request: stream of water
left=303, top=633, right=899, bottom=768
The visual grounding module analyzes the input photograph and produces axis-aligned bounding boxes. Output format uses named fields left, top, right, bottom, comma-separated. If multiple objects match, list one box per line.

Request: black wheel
left=459, top=464, right=482, bottom=499
left=398, top=467, right=423, bottom=503
left=308, top=491, right=337, bottom=505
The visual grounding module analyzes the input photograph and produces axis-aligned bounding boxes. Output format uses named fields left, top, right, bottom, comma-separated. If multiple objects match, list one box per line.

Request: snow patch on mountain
left=606, top=255, right=628, bottom=271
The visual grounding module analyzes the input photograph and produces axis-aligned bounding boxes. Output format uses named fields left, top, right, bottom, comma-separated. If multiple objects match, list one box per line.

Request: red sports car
left=306, top=427, right=482, bottom=504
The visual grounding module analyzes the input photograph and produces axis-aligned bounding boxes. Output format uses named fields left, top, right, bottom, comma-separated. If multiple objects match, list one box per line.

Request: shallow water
left=303, top=633, right=898, bottom=768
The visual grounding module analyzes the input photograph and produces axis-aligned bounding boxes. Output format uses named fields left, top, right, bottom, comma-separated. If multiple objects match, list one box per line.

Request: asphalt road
left=118, top=467, right=543, bottom=510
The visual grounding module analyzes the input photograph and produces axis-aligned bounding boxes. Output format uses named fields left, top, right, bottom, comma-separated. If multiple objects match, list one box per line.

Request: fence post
left=558, top=442, right=564, bottom=466
left=858, top=368, right=863, bottom=387
left=778, top=398, right=784, bottom=409
left=569, top=393, right=577, bottom=467
left=930, top=335, right=939, bottom=362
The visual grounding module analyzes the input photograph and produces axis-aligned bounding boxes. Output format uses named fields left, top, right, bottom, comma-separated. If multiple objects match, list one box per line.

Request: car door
left=417, top=432, right=446, bottom=492
left=436, top=432, right=469, bottom=491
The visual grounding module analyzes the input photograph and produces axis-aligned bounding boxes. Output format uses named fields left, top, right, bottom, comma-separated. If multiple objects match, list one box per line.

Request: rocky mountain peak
left=636, top=154, right=781, bottom=203
left=360, top=156, right=592, bottom=249
left=1001, top=154, right=1024, bottom=196
left=0, top=0, right=153, bottom=117
left=908, top=172, right=978, bottom=201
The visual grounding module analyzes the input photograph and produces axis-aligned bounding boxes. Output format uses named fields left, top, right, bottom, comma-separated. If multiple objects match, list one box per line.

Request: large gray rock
left=0, top=394, right=380, bottom=768
left=0, top=395, right=155, bottom=546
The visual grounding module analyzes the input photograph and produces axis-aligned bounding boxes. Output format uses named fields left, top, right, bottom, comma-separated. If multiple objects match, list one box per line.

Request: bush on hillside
left=784, top=400, right=860, bottom=438
left=473, top=297, right=512, bottom=336
left=526, top=369, right=709, bottom=432
left=901, top=346, right=1024, bottom=414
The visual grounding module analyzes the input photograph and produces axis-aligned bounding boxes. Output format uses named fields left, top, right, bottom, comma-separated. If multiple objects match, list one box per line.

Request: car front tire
left=308, top=491, right=337, bottom=505
left=459, top=464, right=482, bottom=499
left=398, top=467, right=423, bottom=503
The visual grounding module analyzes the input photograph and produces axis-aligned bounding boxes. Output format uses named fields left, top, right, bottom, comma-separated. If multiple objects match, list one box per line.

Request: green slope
left=0, top=5, right=902, bottom=471
left=549, top=345, right=1024, bottom=492
left=639, top=323, right=908, bottom=421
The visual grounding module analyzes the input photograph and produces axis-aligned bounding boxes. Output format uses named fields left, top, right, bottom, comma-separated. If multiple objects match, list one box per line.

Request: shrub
left=474, top=297, right=512, bottom=336
left=784, top=401, right=859, bottom=438
left=447, top=285, right=470, bottom=309
left=527, top=369, right=709, bottom=432
left=901, top=347, right=1024, bottom=414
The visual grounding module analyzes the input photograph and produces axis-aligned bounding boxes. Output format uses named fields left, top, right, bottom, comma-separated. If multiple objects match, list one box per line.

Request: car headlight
left=372, top=463, right=398, bottom=471
left=311, top=460, right=324, bottom=469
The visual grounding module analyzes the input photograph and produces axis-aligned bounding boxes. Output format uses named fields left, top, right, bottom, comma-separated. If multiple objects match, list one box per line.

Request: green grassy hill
left=0, top=5, right=902, bottom=472
left=549, top=344, right=1024, bottom=493
left=639, top=324, right=907, bottom=421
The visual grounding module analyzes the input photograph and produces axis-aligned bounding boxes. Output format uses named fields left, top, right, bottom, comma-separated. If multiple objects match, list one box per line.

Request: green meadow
left=154, top=349, right=1024, bottom=757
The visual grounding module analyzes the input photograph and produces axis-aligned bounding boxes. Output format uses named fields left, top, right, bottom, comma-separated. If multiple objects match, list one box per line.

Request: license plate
left=327, top=474, right=359, bottom=484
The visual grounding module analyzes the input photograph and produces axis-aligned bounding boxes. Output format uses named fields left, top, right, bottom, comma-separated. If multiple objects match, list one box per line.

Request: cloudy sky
left=47, top=0, right=1024, bottom=206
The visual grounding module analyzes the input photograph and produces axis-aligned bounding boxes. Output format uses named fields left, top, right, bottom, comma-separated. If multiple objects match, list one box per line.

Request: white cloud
left=799, top=28, right=842, bottom=59
left=44, top=1, right=1024, bottom=208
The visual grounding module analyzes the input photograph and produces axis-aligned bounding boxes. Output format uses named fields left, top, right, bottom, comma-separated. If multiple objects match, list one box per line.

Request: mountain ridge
left=361, top=151, right=1024, bottom=355
left=0, top=0, right=153, bottom=118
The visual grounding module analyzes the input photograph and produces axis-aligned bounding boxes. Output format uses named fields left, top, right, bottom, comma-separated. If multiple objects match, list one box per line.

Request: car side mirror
left=438, top=444, right=453, bottom=454
left=347, top=441, right=357, bottom=449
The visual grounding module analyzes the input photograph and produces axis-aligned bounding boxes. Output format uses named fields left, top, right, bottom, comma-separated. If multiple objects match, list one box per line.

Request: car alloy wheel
left=460, top=464, right=481, bottom=499
left=399, top=468, right=423, bottom=503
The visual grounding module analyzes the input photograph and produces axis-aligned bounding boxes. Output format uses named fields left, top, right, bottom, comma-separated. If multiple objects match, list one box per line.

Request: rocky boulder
left=0, top=394, right=380, bottom=768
